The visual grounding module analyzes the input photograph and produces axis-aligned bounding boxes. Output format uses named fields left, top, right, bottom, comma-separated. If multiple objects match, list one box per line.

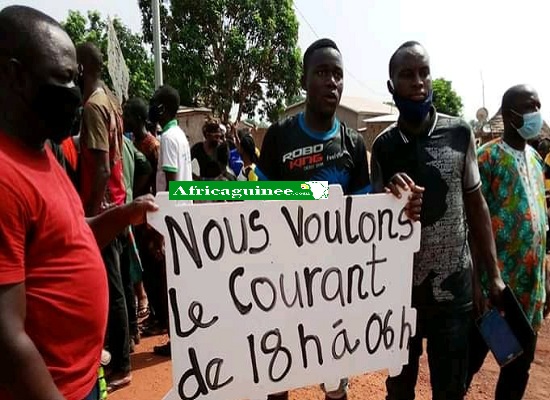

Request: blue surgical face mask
left=511, top=109, right=543, bottom=140
left=390, top=81, right=433, bottom=124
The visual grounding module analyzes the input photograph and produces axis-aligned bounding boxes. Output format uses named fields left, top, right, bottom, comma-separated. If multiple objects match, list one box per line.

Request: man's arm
left=465, top=136, right=504, bottom=306
left=0, top=283, right=64, bottom=400
left=160, top=133, right=180, bottom=190
left=85, top=150, right=110, bottom=217
left=164, top=172, right=177, bottom=191
left=190, top=143, right=201, bottom=181
left=464, top=189, right=505, bottom=304
left=133, top=148, right=152, bottom=197
left=86, top=194, right=158, bottom=249
left=81, top=103, right=111, bottom=217
left=348, top=134, right=371, bottom=195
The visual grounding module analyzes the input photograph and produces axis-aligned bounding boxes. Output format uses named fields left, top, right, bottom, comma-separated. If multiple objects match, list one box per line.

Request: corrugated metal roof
left=177, top=106, right=212, bottom=114
left=286, top=96, right=396, bottom=115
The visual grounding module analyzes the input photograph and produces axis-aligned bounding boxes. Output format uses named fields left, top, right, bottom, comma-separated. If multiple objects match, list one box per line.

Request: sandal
left=107, top=373, right=132, bottom=393
left=137, top=302, right=150, bottom=319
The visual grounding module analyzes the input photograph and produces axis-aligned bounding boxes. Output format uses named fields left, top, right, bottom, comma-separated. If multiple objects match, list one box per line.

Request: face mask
left=33, top=83, right=82, bottom=144
left=393, top=89, right=433, bottom=124
left=511, top=109, right=543, bottom=140
left=148, top=103, right=164, bottom=125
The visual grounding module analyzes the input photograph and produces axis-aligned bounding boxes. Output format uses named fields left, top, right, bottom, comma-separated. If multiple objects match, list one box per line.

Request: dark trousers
left=83, top=380, right=99, bottom=400
left=137, top=233, right=169, bottom=329
left=103, top=239, right=131, bottom=374
left=385, top=309, right=471, bottom=400
left=120, top=234, right=138, bottom=337
left=466, top=322, right=538, bottom=400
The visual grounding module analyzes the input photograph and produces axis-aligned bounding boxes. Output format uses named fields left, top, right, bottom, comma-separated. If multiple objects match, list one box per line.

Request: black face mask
left=33, top=83, right=82, bottom=144
left=148, top=103, right=164, bottom=125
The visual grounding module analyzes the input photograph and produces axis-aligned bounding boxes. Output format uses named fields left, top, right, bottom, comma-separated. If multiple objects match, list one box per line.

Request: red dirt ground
left=110, top=320, right=550, bottom=400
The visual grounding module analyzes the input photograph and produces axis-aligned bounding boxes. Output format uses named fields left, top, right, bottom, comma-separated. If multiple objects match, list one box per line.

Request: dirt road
left=109, top=320, right=549, bottom=399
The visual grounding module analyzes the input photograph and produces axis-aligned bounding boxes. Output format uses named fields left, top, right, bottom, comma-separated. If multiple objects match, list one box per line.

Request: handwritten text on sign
left=148, top=186, right=420, bottom=400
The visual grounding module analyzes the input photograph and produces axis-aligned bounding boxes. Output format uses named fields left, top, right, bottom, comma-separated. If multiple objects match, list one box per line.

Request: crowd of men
left=0, top=4, right=548, bottom=400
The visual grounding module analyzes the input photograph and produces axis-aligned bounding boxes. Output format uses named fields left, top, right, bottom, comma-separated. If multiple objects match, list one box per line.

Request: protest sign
left=107, top=18, right=130, bottom=103
left=148, top=185, right=420, bottom=400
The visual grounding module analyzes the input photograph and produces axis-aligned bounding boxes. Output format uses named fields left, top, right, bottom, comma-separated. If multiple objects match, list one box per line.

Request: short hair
left=303, top=38, right=340, bottom=74
left=239, top=131, right=258, bottom=163
left=153, top=84, right=180, bottom=117
left=203, top=117, right=221, bottom=135
left=389, top=41, right=424, bottom=78
left=124, top=97, right=148, bottom=122
left=501, top=85, right=530, bottom=114
left=76, top=42, right=103, bottom=72
left=0, top=5, right=63, bottom=64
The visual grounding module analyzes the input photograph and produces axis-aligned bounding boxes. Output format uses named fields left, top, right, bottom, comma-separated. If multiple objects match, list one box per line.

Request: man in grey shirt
left=371, top=41, right=505, bottom=400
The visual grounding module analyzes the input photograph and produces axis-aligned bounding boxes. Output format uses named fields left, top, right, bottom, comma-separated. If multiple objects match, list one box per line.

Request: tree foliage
left=139, top=0, right=302, bottom=123
left=62, top=10, right=155, bottom=101
left=432, top=78, right=463, bottom=117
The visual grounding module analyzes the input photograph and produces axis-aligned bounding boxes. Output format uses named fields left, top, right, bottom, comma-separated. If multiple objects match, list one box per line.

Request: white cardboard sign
left=148, top=185, right=420, bottom=400
left=107, top=18, right=130, bottom=103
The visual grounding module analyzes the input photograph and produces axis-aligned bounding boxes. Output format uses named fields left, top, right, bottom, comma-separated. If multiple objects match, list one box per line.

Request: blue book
left=476, top=308, right=524, bottom=367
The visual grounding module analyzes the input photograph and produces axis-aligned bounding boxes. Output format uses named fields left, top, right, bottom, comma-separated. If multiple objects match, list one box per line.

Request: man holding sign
left=370, top=41, right=505, bottom=400
left=257, top=38, right=423, bottom=400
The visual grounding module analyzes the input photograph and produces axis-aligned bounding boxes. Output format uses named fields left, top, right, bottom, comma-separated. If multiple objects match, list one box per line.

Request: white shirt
left=156, top=120, right=192, bottom=192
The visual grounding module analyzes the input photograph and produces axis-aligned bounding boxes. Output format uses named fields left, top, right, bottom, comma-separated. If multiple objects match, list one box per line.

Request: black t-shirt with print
left=256, top=113, right=371, bottom=195
left=370, top=109, right=481, bottom=314
left=191, top=142, right=221, bottom=179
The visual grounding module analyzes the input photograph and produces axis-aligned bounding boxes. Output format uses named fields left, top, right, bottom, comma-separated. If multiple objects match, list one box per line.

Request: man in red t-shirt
left=0, top=6, right=157, bottom=400
left=76, top=41, right=134, bottom=390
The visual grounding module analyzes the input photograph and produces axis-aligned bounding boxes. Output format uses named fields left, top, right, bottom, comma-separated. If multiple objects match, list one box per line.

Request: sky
left=3, top=0, right=550, bottom=122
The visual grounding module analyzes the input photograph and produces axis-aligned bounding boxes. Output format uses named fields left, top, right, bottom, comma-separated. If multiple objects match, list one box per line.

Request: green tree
left=432, top=78, right=463, bottom=117
left=139, top=0, right=302, bottom=123
left=62, top=10, right=154, bottom=101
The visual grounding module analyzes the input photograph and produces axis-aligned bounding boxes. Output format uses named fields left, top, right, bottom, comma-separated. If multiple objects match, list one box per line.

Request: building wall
left=336, top=108, right=359, bottom=130
left=284, top=104, right=360, bottom=130
left=364, top=121, right=394, bottom=151
left=176, top=111, right=212, bottom=147
left=284, top=104, right=305, bottom=118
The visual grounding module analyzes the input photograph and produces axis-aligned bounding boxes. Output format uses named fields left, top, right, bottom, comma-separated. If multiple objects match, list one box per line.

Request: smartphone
left=476, top=308, right=524, bottom=367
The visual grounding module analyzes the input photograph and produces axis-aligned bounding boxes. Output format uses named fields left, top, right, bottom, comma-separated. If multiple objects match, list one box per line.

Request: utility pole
left=152, top=0, right=163, bottom=88
left=480, top=70, right=485, bottom=108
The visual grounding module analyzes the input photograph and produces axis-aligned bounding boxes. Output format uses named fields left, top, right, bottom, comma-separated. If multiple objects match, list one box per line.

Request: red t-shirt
left=0, top=133, right=108, bottom=400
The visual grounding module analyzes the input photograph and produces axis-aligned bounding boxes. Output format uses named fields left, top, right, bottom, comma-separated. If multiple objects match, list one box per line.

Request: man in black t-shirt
left=257, top=38, right=422, bottom=400
left=191, top=118, right=224, bottom=180
left=257, top=48, right=370, bottom=195
left=371, top=41, right=505, bottom=400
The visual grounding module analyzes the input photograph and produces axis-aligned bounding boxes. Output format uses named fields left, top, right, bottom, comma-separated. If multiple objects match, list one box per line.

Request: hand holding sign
left=148, top=186, right=420, bottom=400
left=386, top=173, right=424, bottom=222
